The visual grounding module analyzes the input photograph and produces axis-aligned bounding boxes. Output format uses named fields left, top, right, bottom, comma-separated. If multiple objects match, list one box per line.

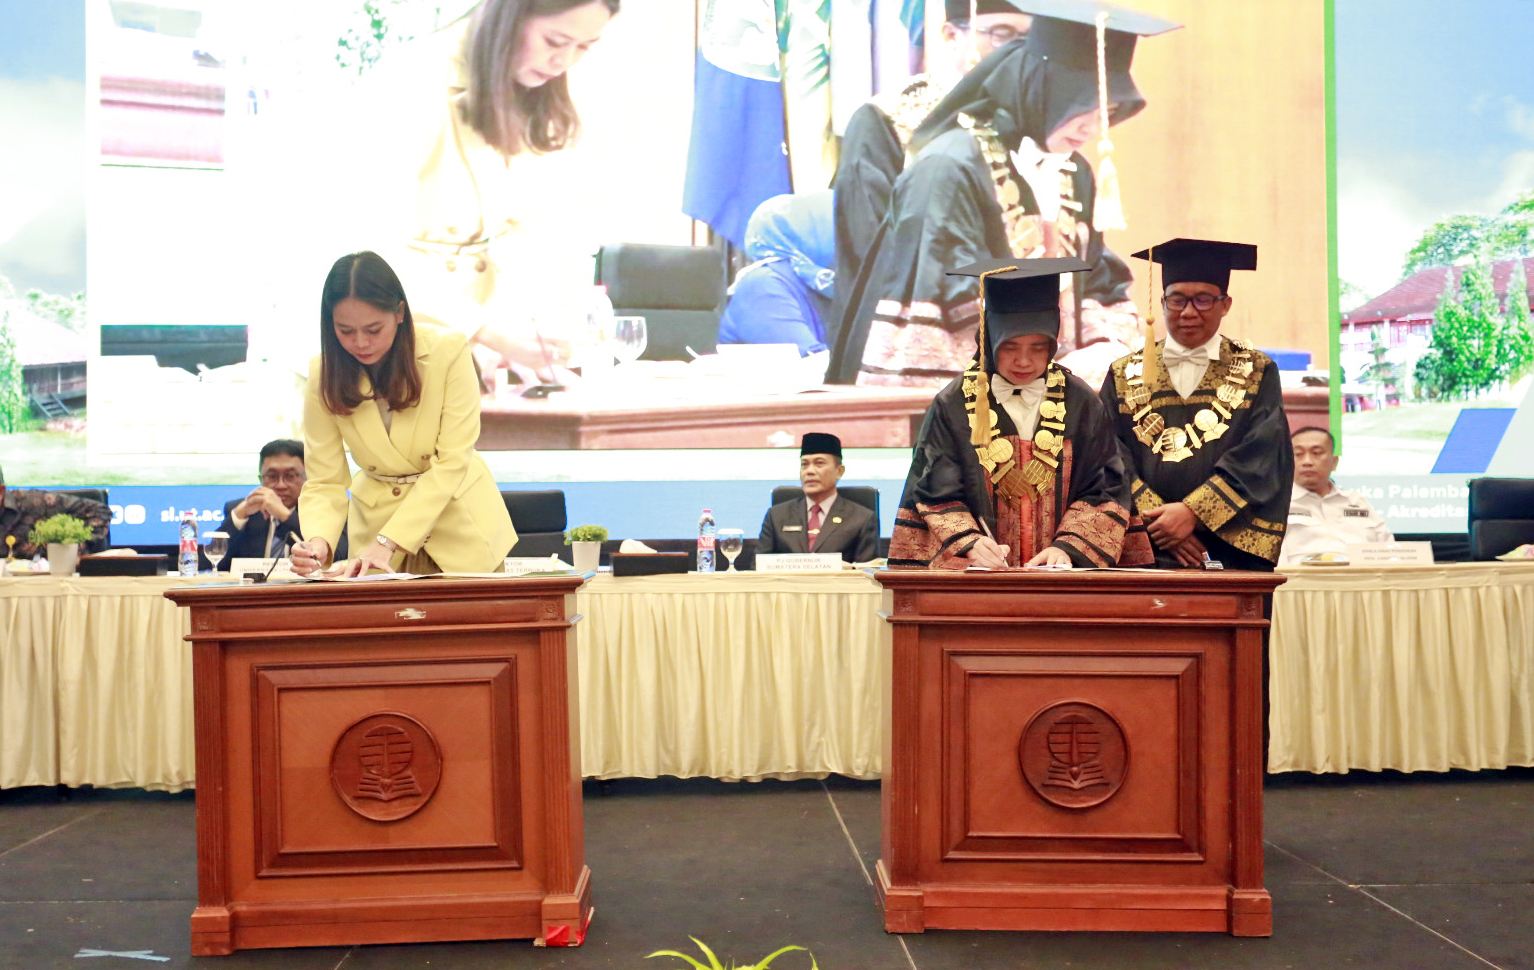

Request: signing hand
left=1026, top=545, right=1072, bottom=568
left=289, top=537, right=332, bottom=577
left=962, top=535, right=1012, bottom=569
left=1171, top=534, right=1209, bottom=568
left=1144, top=502, right=1197, bottom=545
left=233, top=486, right=292, bottom=523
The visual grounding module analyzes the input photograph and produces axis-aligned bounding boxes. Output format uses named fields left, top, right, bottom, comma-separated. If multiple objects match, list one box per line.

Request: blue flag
left=683, top=3, right=793, bottom=248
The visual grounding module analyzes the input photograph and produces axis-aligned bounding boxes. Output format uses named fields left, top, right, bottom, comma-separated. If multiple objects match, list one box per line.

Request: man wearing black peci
left=758, top=433, right=880, bottom=564
left=1099, top=238, right=1292, bottom=571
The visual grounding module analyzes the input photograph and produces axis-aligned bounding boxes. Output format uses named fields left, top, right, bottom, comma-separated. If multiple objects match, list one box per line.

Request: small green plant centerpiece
left=564, top=524, right=609, bottom=544
left=29, top=513, right=94, bottom=576
left=647, top=938, right=817, bottom=970
left=29, top=512, right=93, bottom=547
left=564, top=524, right=609, bottom=571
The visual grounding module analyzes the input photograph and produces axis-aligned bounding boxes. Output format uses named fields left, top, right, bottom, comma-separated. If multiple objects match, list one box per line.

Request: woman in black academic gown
left=829, top=6, right=1176, bottom=388
left=889, top=257, right=1152, bottom=569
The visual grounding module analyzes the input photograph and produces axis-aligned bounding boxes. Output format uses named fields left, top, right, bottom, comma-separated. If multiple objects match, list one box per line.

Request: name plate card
left=1343, top=541, right=1435, bottom=565
left=755, top=553, right=846, bottom=572
left=504, top=557, right=572, bottom=575
left=231, top=557, right=297, bottom=579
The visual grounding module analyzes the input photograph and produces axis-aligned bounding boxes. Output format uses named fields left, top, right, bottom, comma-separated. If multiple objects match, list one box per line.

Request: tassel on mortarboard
left=1141, top=244, right=1159, bottom=387
left=1091, top=10, right=1127, bottom=233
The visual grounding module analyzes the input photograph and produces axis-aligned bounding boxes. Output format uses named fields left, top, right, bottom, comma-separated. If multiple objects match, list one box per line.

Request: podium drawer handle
left=395, top=608, right=427, bottom=620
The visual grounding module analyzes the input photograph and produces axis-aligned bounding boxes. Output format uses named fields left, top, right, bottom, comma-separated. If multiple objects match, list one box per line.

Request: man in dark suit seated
left=758, top=432, right=879, bottom=563
left=215, top=439, right=345, bottom=568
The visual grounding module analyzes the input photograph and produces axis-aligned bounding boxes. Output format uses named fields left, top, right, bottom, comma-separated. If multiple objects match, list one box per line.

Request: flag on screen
left=683, top=1, right=793, bottom=247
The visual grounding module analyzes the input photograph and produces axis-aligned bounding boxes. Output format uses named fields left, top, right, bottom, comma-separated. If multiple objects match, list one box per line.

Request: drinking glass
left=612, top=316, right=647, bottom=365
left=204, top=532, right=229, bottom=575
left=718, top=528, right=744, bottom=572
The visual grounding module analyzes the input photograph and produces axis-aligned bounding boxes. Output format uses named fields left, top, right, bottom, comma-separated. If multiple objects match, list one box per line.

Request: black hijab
left=910, top=37, right=1145, bottom=156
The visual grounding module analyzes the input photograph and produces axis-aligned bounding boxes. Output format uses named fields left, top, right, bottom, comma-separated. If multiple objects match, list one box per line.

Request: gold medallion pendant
left=1156, top=426, right=1192, bottom=463
left=1194, top=407, right=1228, bottom=442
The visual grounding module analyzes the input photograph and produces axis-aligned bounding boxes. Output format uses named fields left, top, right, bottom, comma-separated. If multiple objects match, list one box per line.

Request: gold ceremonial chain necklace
left=1123, top=339, right=1256, bottom=463
left=964, top=362, right=1069, bottom=500
left=957, top=113, right=1083, bottom=259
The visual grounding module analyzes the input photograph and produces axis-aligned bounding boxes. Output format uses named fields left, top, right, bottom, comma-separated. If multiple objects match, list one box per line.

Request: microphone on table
left=251, top=533, right=297, bottom=583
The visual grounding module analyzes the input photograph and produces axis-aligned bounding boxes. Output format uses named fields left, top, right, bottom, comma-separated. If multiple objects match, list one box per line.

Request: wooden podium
left=874, top=569, right=1283, bottom=936
left=165, top=576, right=590, bottom=955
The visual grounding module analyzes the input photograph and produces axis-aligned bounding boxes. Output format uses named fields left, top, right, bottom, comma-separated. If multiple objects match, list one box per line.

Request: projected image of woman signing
left=392, top=0, right=620, bottom=386
left=291, top=251, right=516, bottom=577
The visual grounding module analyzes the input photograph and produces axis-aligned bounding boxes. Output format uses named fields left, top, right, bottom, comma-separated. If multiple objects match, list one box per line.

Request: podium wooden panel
left=874, top=570, right=1283, bottom=936
left=165, top=576, right=589, bottom=955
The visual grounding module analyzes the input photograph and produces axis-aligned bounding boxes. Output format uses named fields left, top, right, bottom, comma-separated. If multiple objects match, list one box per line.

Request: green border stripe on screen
left=1324, top=0, right=1342, bottom=442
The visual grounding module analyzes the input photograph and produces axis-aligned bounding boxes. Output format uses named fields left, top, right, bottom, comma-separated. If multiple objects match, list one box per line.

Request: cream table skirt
left=14, top=564, right=1530, bottom=788
left=0, top=576, right=198, bottom=791
left=1269, top=562, right=1534, bottom=774
left=577, top=571, right=886, bottom=781
left=1, top=572, right=887, bottom=789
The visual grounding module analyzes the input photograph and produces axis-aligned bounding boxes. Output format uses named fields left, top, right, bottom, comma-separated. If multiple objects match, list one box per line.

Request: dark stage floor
left=2, top=770, right=1532, bottom=970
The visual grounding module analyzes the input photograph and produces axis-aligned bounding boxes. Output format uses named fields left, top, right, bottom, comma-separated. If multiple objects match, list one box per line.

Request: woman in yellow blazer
left=389, top=0, right=619, bottom=375
left=291, top=251, right=515, bottom=577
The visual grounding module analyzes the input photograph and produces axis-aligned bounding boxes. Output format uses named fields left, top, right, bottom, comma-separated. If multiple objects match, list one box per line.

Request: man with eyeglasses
left=830, top=0, right=1033, bottom=355
left=1099, top=238, right=1292, bottom=571
left=214, top=439, right=344, bottom=567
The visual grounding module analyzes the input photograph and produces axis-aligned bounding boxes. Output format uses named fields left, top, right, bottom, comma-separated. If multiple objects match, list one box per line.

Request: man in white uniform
left=1279, top=426, right=1392, bottom=563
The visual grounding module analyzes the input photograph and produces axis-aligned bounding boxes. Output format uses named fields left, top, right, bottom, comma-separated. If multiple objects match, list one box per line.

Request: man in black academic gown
left=888, top=257, right=1151, bottom=569
left=1099, top=239, right=1293, bottom=571
left=758, top=433, right=880, bottom=563
left=831, top=0, right=1034, bottom=348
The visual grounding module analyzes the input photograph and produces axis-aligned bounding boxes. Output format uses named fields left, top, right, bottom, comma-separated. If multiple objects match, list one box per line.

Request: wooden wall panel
left=1101, top=0, right=1329, bottom=363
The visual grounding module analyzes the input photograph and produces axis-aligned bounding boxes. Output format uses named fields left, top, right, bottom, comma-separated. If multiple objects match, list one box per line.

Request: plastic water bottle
left=697, top=508, right=716, bottom=573
left=178, top=510, right=199, bottom=577
left=585, top=284, right=616, bottom=377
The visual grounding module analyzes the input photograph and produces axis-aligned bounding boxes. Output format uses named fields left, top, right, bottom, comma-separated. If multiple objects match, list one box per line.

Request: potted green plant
left=564, top=524, right=609, bottom=572
left=29, top=513, right=94, bottom=577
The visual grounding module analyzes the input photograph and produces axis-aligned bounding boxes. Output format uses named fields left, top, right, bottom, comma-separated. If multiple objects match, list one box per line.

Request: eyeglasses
left=968, top=24, right=1025, bottom=46
left=261, top=470, right=306, bottom=486
left=1163, top=292, right=1226, bottom=312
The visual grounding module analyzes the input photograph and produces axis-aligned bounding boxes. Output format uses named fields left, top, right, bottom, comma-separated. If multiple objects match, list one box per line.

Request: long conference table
left=2, top=564, right=1532, bottom=791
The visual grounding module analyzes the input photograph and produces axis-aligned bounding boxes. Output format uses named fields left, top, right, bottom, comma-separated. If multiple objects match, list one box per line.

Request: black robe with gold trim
left=890, top=365, right=1151, bottom=568
left=830, top=76, right=953, bottom=359
left=1099, top=337, right=1293, bottom=571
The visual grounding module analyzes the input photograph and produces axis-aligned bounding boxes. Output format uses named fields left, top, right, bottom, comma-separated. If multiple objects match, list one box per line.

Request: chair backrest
left=502, top=490, right=568, bottom=558
left=596, top=243, right=729, bottom=361
left=770, top=485, right=880, bottom=530
left=54, top=487, right=110, bottom=506
left=1467, top=477, right=1534, bottom=560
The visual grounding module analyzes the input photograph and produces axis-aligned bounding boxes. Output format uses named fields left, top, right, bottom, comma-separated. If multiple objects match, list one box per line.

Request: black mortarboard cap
left=945, top=0, right=1029, bottom=21
left=1023, top=0, right=1179, bottom=73
left=948, top=256, right=1092, bottom=359
left=800, top=432, right=843, bottom=460
left=1131, top=238, right=1259, bottom=293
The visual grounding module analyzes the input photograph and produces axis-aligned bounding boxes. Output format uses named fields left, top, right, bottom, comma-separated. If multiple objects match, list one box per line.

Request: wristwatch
left=375, top=535, right=394, bottom=551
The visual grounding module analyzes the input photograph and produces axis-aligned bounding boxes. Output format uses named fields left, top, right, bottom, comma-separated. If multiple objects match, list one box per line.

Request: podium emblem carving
left=330, top=712, right=443, bottom=822
left=1018, top=702, right=1128, bottom=809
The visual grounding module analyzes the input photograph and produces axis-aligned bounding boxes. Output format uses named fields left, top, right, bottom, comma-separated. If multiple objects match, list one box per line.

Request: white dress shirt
left=1279, top=482, right=1394, bottom=564
left=990, top=373, right=1046, bottom=437
left=1162, top=332, right=1224, bottom=399
left=805, top=491, right=837, bottom=522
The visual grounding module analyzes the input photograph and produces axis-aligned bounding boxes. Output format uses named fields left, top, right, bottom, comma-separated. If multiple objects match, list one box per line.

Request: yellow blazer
left=299, top=323, right=515, bottom=572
